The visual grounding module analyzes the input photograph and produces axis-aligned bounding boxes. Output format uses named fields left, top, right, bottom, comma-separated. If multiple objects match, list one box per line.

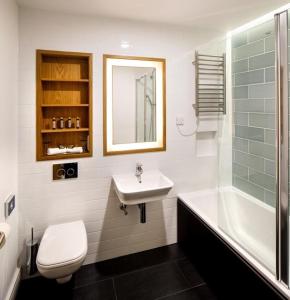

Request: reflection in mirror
left=136, top=68, right=156, bottom=143
left=113, top=66, right=156, bottom=144
left=103, top=55, right=166, bottom=155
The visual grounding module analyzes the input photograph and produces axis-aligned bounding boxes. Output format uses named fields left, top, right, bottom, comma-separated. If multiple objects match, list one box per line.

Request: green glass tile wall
left=232, top=20, right=276, bottom=207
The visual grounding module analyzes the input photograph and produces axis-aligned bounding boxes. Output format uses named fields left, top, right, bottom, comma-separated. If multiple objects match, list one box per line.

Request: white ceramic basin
left=112, top=170, right=174, bottom=205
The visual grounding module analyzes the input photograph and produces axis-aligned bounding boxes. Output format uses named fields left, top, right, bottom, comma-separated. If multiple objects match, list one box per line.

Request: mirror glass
left=112, top=66, right=156, bottom=144
left=103, top=55, right=166, bottom=155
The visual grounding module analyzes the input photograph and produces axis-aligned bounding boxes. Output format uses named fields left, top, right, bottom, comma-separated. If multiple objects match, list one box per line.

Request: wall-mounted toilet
left=36, top=220, right=87, bottom=284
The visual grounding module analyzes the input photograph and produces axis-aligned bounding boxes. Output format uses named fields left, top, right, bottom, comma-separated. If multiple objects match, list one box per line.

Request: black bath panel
left=177, top=199, right=287, bottom=300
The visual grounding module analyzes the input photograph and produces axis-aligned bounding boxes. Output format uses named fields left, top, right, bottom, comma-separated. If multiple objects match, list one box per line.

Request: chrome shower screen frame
left=275, top=10, right=289, bottom=286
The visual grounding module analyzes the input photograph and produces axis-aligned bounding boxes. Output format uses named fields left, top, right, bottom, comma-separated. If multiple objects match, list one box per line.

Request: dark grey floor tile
left=139, top=244, right=186, bottom=266
left=16, top=245, right=185, bottom=299
left=114, top=262, right=190, bottom=300
left=73, top=263, right=110, bottom=288
left=75, top=243, right=186, bottom=285
left=176, top=258, right=204, bottom=287
left=16, top=276, right=73, bottom=300
left=158, top=285, right=217, bottom=300
left=72, top=279, right=115, bottom=300
left=16, top=275, right=115, bottom=300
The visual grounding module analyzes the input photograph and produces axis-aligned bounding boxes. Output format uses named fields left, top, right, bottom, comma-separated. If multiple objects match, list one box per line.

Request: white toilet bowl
left=36, top=220, right=87, bottom=284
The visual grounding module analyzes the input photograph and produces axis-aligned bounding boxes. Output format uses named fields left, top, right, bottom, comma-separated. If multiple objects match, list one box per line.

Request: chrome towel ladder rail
left=193, top=51, right=226, bottom=116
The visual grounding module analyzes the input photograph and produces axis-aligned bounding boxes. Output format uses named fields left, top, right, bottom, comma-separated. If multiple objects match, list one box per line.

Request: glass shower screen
left=218, top=16, right=278, bottom=277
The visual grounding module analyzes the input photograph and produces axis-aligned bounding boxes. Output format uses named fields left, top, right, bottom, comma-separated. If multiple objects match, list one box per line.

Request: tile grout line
left=233, top=64, right=274, bottom=76
left=233, top=173, right=275, bottom=196
left=112, top=277, right=118, bottom=300
left=174, top=259, right=206, bottom=289
left=173, top=260, right=193, bottom=288
left=73, top=249, right=186, bottom=289
left=154, top=283, right=206, bottom=300
left=234, top=148, right=275, bottom=161
left=233, top=35, right=274, bottom=51
left=73, top=276, right=115, bottom=290
left=113, top=259, right=181, bottom=280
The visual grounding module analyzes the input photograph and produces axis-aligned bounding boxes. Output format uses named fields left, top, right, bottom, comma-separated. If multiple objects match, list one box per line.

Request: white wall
left=18, top=7, right=219, bottom=264
left=0, top=0, right=19, bottom=299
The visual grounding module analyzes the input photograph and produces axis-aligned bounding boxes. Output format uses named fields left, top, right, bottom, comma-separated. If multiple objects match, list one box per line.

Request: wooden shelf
left=41, top=104, right=89, bottom=107
left=36, top=49, right=93, bottom=161
left=39, top=152, right=92, bottom=161
left=41, top=78, right=89, bottom=82
left=41, top=128, right=89, bottom=133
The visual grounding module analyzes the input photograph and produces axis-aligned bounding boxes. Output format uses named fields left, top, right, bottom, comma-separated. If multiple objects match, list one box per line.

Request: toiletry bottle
left=76, top=117, right=80, bottom=129
left=60, top=117, right=64, bottom=129
left=67, top=117, right=72, bottom=128
left=52, top=117, right=56, bottom=129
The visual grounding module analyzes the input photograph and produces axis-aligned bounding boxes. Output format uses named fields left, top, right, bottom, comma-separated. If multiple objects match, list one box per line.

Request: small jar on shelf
left=59, top=117, right=64, bottom=129
left=52, top=117, right=56, bottom=130
left=76, top=117, right=80, bottom=129
left=67, top=117, right=72, bottom=128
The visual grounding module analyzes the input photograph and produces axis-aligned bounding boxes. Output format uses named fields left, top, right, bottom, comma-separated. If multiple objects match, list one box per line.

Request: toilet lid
left=37, top=220, right=87, bottom=267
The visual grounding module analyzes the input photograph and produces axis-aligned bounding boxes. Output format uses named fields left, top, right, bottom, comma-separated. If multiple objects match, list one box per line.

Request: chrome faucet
left=135, top=163, right=143, bottom=183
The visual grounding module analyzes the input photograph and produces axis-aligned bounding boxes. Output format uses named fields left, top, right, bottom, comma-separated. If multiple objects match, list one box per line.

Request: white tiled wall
left=18, top=7, right=219, bottom=264
left=0, top=0, right=19, bottom=299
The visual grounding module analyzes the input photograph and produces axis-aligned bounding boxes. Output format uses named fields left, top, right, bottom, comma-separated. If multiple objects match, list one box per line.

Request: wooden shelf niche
left=36, top=49, right=93, bottom=161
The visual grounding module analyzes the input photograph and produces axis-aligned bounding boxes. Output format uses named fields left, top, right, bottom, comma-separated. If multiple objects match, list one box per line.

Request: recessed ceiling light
left=120, top=41, right=131, bottom=49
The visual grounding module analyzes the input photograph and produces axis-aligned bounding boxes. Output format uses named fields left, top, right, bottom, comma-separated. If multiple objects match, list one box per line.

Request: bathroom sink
left=112, top=170, right=174, bottom=205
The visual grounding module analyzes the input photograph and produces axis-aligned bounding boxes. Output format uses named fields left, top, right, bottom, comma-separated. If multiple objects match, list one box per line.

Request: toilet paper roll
left=0, top=223, right=11, bottom=249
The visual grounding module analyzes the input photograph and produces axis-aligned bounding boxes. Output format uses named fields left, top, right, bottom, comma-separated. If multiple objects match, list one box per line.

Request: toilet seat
left=37, top=251, right=85, bottom=270
left=36, top=220, right=87, bottom=280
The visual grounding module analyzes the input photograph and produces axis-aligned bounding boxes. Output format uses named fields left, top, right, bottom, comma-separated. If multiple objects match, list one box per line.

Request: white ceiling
left=17, top=0, right=289, bottom=32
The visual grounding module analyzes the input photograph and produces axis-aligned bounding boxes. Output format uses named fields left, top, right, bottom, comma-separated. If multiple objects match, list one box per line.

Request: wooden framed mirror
left=103, top=54, right=166, bottom=155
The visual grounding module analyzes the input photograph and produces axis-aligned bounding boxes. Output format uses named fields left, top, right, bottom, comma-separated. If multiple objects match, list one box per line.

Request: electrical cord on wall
left=176, top=118, right=199, bottom=136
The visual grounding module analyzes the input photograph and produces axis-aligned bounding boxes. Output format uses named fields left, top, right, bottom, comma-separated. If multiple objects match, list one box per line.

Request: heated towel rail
left=193, top=51, right=226, bottom=116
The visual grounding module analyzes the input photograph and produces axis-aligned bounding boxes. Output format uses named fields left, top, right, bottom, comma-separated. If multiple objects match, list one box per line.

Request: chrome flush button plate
left=53, top=162, right=78, bottom=180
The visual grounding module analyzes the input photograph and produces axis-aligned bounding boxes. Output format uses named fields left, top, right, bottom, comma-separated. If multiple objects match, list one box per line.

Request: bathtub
left=178, top=187, right=289, bottom=299
left=219, top=187, right=275, bottom=273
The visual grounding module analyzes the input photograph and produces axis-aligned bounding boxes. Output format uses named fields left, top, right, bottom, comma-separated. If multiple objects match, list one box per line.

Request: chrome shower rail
left=193, top=51, right=226, bottom=116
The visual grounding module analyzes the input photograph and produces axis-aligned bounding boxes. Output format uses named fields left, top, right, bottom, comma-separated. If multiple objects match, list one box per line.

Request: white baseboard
left=4, top=267, right=20, bottom=300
